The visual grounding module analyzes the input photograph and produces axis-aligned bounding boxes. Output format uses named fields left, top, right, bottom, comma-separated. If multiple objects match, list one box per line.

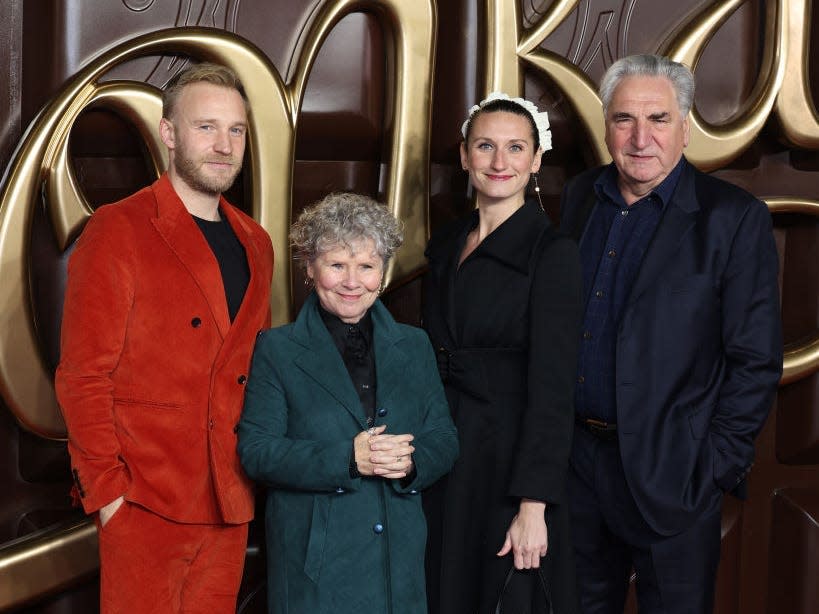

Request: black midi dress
left=423, top=200, right=582, bottom=614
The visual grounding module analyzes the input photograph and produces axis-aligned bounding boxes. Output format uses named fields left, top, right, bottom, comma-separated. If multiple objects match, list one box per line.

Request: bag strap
left=494, top=567, right=553, bottom=614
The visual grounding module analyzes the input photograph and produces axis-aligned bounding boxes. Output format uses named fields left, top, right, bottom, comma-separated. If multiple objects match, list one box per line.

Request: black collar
left=458, top=199, right=552, bottom=274
left=318, top=304, right=374, bottom=347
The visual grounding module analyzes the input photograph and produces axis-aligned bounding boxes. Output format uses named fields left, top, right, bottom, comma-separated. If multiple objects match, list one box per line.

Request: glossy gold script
left=0, top=0, right=436, bottom=440
left=0, top=3, right=436, bottom=607
left=483, top=0, right=819, bottom=384
left=765, top=198, right=819, bottom=386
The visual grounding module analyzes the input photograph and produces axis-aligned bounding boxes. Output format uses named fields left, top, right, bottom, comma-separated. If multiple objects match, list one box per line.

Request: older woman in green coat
left=238, top=192, right=458, bottom=614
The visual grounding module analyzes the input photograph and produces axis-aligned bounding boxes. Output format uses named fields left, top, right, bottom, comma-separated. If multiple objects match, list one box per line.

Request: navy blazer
left=561, top=158, right=782, bottom=535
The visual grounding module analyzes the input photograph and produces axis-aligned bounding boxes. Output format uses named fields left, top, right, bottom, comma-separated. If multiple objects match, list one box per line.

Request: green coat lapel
left=370, top=300, right=408, bottom=409
left=290, top=293, right=367, bottom=427
left=289, top=294, right=409, bottom=427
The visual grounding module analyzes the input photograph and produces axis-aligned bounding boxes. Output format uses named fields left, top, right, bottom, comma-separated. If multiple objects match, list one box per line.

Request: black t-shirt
left=192, top=211, right=249, bottom=322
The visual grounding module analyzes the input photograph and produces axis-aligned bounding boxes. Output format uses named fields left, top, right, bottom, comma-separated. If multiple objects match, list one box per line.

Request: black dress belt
left=575, top=415, right=618, bottom=442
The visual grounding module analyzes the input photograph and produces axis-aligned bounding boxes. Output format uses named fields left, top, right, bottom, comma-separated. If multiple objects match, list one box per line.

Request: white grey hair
left=599, top=54, right=695, bottom=117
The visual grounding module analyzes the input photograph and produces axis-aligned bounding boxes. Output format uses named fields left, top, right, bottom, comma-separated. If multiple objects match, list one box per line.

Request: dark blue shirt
left=575, top=158, right=684, bottom=423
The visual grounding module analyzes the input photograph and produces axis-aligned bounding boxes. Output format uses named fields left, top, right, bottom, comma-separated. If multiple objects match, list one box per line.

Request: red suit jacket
left=56, top=174, right=274, bottom=524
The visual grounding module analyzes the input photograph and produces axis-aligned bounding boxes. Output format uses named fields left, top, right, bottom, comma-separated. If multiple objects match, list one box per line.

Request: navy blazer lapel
left=569, top=184, right=600, bottom=245
left=291, top=294, right=368, bottom=426
left=626, top=160, right=699, bottom=307
left=561, top=166, right=606, bottom=244
left=150, top=175, right=232, bottom=338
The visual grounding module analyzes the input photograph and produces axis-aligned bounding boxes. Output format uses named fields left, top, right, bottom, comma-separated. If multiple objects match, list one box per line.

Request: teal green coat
left=238, top=293, right=458, bottom=614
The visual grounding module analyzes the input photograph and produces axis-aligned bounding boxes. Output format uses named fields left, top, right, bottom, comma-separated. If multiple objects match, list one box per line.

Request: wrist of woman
left=519, top=498, right=547, bottom=514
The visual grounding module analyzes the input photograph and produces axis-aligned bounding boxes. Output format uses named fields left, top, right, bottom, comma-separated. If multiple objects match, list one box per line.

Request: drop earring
left=532, top=173, right=545, bottom=212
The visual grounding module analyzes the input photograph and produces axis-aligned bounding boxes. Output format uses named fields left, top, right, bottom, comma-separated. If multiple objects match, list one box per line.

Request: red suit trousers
left=96, top=501, right=248, bottom=614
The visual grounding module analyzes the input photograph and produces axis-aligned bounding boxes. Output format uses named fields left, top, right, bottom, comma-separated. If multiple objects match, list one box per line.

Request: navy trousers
left=568, top=426, right=721, bottom=614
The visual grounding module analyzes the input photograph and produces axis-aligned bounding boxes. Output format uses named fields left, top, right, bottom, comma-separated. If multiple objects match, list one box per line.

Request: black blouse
left=318, top=305, right=376, bottom=423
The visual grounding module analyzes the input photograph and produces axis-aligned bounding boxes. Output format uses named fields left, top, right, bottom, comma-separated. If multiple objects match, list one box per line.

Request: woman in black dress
left=423, top=93, right=582, bottom=614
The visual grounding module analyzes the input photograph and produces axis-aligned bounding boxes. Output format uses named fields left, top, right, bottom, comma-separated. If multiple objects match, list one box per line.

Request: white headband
left=460, top=91, right=552, bottom=152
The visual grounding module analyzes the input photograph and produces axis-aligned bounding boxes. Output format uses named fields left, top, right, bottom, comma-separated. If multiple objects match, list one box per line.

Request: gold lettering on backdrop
left=663, top=0, right=819, bottom=160
left=0, top=4, right=435, bottom=606
left=774, top=0, right=819, bottom=148
left=662, top=0, right=786, bottom=171
left=48, top=82, right=167, bottom=250
left=0, top=0, right=435, bottom=440
left=0, top=28, right=285, bottom=439
left=284, top=0, right=436, bottom=287
left=484, top=0, right=610, bottom=163
left=483, top=0, right=818, bottom=383
left=765, top=198, right=819, bottom=385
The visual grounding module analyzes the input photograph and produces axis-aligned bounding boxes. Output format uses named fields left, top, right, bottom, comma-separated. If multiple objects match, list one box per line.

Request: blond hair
left=162, top=62, right=248, bottom=119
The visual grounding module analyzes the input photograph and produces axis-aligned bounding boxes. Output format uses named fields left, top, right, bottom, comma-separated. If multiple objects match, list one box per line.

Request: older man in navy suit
left=560, top=54, right=782, bottom=613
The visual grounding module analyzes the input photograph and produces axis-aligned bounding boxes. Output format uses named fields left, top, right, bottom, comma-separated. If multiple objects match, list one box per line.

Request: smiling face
left=160, top=81, right=247, bottom=197
left=460, top=110, right=542, bottom=209
left=307, top=239, right=384, bottom=324
left=605, top=75, right=690, bottom=204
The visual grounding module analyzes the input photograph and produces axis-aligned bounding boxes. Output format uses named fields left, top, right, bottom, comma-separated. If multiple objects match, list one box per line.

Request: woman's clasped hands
left=353, top=424, right=415, bottom=479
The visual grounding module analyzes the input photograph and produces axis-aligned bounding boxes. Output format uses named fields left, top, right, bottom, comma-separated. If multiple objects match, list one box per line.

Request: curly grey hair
left=290, top=192, right=404, bottom=269
left=599, top=54, right=695, bottom=117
